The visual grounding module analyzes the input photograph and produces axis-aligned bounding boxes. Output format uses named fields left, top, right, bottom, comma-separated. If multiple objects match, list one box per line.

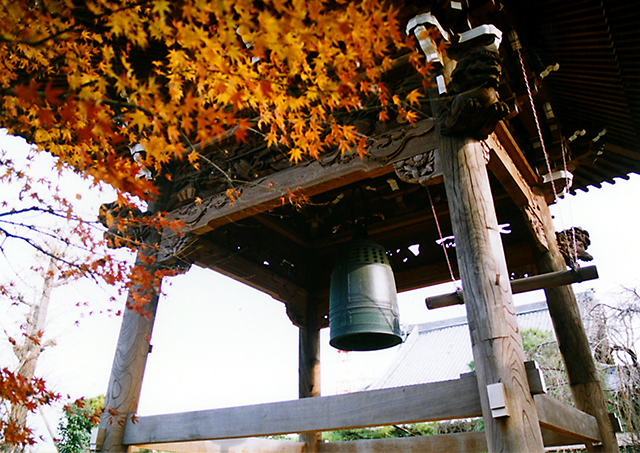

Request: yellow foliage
left=0, top=0, right=430, bottom=200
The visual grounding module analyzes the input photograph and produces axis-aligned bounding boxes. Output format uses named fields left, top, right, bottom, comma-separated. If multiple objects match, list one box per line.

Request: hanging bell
left=329, top=238, right=402, bottom=351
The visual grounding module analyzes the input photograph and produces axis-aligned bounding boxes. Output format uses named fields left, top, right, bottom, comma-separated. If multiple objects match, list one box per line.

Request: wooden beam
left=437, top=131, right=544, bottom=451
left=485, top=129, right=549, bottom=252
left=511, top=265, right=598, bottom=294
left=487, top=118, right=618, bottom=451
left=525, top=361, right=547, bottom=395
left=319, top=432, right=488, bottom=453
left=425, top=266, right=599, bottom=309
left=133, top=438, right=305, bottom=453
left=317, top=429, right=592, bottom=453
left=492, top=122, right=539, bottom=187
left=97, top=249, right=163, bottom=451
left=299, top=296, right=322, bottom=452
left=121, top=375, right=483, bottom=445
left=122, top=371, right=600, bottom=448
left=531, top=187, right=620, bottom=452
left=535, top=394, right=601, bottom=442
left=193, top=238, right=307, bottom=311
left=162, top=119, right=436, bottom=237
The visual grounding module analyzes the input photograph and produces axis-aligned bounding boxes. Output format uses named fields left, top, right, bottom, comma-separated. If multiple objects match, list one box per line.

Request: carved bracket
left=438, top=47, right=510, bottom=139
left=556, top=227, right=593, bottom=268
left=393, top=149, right=442, bottom=185
left=161, top=119, right=438, bottom=240
left=98, top=202, right=152, bottom=250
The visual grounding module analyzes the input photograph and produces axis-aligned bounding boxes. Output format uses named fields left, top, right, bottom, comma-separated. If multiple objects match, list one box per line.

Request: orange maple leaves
left=0, top=0, right=432, bottom=323
left=1, top=0, right=429, bottom=194
left=0, top=1, right=434, bottom=446
left=0, top=368, right=60, bottom=447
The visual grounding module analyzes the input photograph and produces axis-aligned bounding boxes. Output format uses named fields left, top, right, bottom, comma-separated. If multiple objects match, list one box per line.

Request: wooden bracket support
left=426, top=265, right=598, bottom=309
left=525, top=361, right=547, bottom=395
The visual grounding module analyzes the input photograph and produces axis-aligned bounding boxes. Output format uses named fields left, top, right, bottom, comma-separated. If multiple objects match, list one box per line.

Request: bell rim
left=329, top=331, right=403, bottom=352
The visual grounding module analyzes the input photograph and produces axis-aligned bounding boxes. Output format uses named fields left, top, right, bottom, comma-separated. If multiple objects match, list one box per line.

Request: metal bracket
left=457, top=24, right=503, bottom=51
left=487, top=382, right=509, bottom=418
left=90, top=427, right=105, bottom=451
left=406, top=13, right=450, bottom=66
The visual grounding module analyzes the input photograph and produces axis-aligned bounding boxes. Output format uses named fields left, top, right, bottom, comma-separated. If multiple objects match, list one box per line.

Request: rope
left=560, top=141, right=580, bottom=266
left=516, top=46, right=559, bottom=204
left=515, top=34, right=580, bottom=268
left=426, top=186, right=456, bottom=283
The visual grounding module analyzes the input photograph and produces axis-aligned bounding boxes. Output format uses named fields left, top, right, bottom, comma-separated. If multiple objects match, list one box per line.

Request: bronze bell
left=329, top=238, right=402, bottom=351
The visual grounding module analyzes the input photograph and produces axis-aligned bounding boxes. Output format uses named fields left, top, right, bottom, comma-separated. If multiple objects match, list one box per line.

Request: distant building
left=368, top=301, right=555, bottom=390
left=367, top=289, right=630, bottom=395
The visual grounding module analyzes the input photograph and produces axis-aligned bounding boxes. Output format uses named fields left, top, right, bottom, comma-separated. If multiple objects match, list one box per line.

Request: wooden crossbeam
left=317, top=428, right=593, bottom=453
left=426, top=265, right=599, bottom=309
left=535, top=394, right=601, bottom=442
left=319, top=432, right=487, bottom=453
left=132, top=438, right=305, bottom=453
left=160, top=119, right=436, bottom=240
left=122, top=372, right=600, bottom=448
left=131, top=429, right=591, bottom=453
left=485, top=126, right=549, bottom=252
left=132, top=431, right=595, bottom=453
left=122, top=375, right=482, bottom=445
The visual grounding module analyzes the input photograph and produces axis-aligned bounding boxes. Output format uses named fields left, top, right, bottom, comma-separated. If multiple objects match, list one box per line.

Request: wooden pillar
left=439, top=134, right=544, bottom=452
left=532, top=187, right=619, bottom=452
left=96, top=250, right=162, bottom=452
left=298, top=297, right=321, bottom=452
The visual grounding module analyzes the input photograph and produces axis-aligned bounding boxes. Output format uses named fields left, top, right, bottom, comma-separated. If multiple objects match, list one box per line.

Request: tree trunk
left=7, top=257, right=59, bottom=453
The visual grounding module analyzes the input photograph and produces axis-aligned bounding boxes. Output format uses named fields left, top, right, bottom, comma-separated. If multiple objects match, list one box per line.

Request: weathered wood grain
left=532, top=186, right=619, bottom=452
left=319, top=432, right=488, bottom=453
left=162, top=119, right=437, bottom=238
left=97, top=252, right=162, bottom=452
left=426, top=266, right=599, bottom=309
left=438, top=133, right=544, bottom=452
left=133, top=438, right=305, bottom=453
left=486, top=130, right=548, bottom=252
left=492, top=122, right=539, bottom=188
left=299, top=297, right=322, bottom=452
left=535, top=394, right=601, bottom=442
left=122, top=371, right=599, bottom=450
left=318, top=427, right=595, bottom=453
left=122, top=375, right=483, bottom=445
left=131, top=427, right=591, bottom=453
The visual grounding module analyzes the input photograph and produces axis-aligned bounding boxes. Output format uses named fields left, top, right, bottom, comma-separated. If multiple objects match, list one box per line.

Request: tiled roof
left=368, top=302, right=554, bottom=390
left=518, top=0, right=640, bottom=192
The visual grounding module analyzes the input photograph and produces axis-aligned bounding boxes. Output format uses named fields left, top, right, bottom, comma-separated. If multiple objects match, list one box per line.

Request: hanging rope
left=426, top=186, right=456, bottom=283
left=513, top=31, right=581, bottom=268
left=515, top=45, right=559, bottom=204
left=560, top=140, right=580, bottom=266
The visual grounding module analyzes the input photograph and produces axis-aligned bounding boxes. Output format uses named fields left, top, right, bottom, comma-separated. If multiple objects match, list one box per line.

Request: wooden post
left=96, top=250, right=162, bottom=452
left=532, top=187, right=619, bottom=452
left=299, top=297, right=321, bottom=452
left=439, top=133, right=544, bottom=452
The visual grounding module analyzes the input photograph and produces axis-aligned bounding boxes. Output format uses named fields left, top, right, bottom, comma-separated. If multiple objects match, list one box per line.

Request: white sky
left=1, top=131, right=640, bottom=452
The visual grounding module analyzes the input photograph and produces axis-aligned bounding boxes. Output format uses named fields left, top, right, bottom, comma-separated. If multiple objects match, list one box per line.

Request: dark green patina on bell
left=329, top=238, right=402, bottom=351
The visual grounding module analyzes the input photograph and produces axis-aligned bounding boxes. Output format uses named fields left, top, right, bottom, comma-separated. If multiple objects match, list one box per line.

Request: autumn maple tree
left=1, top=0, right=433, bottom=446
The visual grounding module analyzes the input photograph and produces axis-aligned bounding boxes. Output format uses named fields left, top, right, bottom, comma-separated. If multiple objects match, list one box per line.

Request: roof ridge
left=409, top=300, right=549, bottom=333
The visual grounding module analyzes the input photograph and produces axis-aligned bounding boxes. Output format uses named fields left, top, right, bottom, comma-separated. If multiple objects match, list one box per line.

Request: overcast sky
left=2, top=130, right=639, bottom=452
